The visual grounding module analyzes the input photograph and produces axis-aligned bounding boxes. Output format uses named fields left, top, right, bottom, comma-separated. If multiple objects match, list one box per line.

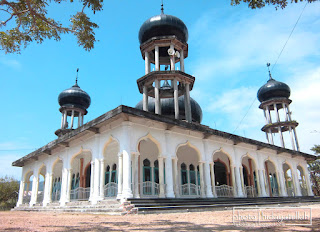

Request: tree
left=0, top=0, right=102, bottom=53
left=0, top=176, right=19, bottom=210
left=308, top=145, right=320, bottom=196
left=231, top=0, right=318, bottom=9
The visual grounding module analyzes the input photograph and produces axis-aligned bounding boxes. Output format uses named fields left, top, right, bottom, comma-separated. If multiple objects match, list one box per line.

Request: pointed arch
left=136, top=133, right=162, bottom=155
left=212, top=148, right=234, bottom=166
left=70, top=148, right=92, bottom=166
left=175, top=141, right=201, bottom=161
left=102, top=135, right=120, bottom=155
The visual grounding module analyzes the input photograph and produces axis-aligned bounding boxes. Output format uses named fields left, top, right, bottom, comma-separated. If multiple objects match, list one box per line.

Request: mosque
left=13, top=7, right=316, bottom=211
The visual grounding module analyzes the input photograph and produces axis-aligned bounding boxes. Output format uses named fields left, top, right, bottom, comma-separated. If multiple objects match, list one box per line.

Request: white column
left=143, top=85, right=148, bottom=112
left=62, top=111, right=67, bottom=129
left=170, top=44, right=175, bottom=70
left=65, top=168, right=72, bottom=202
left=184, top=83, right=192, bottom=122
left=89, top=161, right=95, bottom=200
left=210, top=163, right=217, bottom=197
left=173, top=158, right=179, bottom=197
left=17, top=180, right=25, bottom=206
left=231, top=165, right=237, bottom=196
left=93, top=158, right=100, bottom=202
left=155, top=46, right=160, bottom=71
left=304, top=165, right=314, bottom=196
left=60, top=114, right=64, bottom=129
left=134, top=153, right=140, bottom=198
left=235, top=166, right=244, bottom=197
left=70, top=110, right=75, bottom=129
left=47, top=173, right=53, bottom=204
left=122, top=150, right=133, bottom=198
left=204, top=162, right=213, bottom=197
left=165, top=156, right=175, bottom=198
left=180, top=49, right=185, bottom=72
left=292, top=168, right=302, bottom=196
left=289, top=126, right=296, bottom=151
left=30, top=175, right=38, bottom=206
left=199, top=162, right=206, bottom=198
left=277, top=171, right=286, bottom=197
left=155, top=79, right=161, bottom=115
left=240, top=166, right=245, bottom=196
left=117, top=153, right=123, bottom=199
left=79, top=112, right=82, bottom=127
left=99, top=159, right=105, bottom=199
left=145, top=51, right=150, bottom=74
left=258, top=169, right=267, bottom=197
left=131, top=153, right=136, bottom=197
left=158, top=157, right=165, bottom=198
left=173, top=78, right=179, bottom=119
left=81, top=115, right=84, bottom=126
left=293, top=128, right=300, bottom=151
left=42, top=172, right=50, bottom=205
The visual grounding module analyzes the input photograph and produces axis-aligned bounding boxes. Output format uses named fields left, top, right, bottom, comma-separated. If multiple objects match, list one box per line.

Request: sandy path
left=1, top=203, right=319, bottom=232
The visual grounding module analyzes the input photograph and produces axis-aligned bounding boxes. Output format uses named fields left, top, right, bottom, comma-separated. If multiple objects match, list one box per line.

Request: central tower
left=136, top=6, right=202, bottom=123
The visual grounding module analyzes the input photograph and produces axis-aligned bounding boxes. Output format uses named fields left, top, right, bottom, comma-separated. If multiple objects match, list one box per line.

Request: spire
left=74, top=68, right=79, bottom=87
left=267, top=63, right=273, bottom=80
left=161, top=0, right=164, bottom=14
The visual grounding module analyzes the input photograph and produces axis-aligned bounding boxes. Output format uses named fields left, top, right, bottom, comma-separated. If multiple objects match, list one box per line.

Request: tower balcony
left=261, top=120, right=299, bottom=133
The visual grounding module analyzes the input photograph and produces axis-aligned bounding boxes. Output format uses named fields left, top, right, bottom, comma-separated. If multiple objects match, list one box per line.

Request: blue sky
left=1, top=0, right=320, bottom=179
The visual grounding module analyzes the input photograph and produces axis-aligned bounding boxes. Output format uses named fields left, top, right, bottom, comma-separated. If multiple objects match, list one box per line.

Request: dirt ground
left=1, top=203, right=320, bottom=232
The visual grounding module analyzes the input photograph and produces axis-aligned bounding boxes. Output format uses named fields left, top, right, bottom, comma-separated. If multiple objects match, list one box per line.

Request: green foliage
left=311, top=145, right=320, bottom=155
left=0, top=176, right=19, bottom=210
left=231, top=0, right=318, bottom=9
left=308, top=145, right=320, bottom=196
left=0, top=0, right=102, bottom=53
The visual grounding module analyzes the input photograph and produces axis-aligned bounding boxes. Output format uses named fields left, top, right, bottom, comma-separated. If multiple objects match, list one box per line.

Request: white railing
left=51, top=190, right=61, bottom=202
left=287, top=187, right=295, bottom=197
left=215, top=185, right=234, bottom=197
left=104, top=183, right=118, bottom=198
left=37, top=191, right=44, bottom=203
left=301, top=186, right=308, bottom=196
left=141, top=181, right=160, bottom=196
left=70, top=187, right=90, bottom=201
left=244, top=186, right=256, bottom=198
left=181, top=183, right=200, bottom=196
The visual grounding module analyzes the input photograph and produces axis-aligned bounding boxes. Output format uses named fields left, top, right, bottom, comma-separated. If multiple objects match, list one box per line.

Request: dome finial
left=267, top=63, right=273, bottom=80
left=75, top=68, right=79, bottom=85
left=161, top=0, right=164, bottom=14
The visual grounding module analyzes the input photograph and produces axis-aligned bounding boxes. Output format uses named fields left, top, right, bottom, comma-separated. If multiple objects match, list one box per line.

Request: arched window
left=189, top=164, right=196, bottom=185
left=71, top=174, right=76, bottom=190
left=154, top=160, right=159, bottom=184
left=143, top=159, right=151, bottom=182
left=111, top=164, right=117, bottom=183
left=105, top=165, right=110, bottom=185
left=181, top=163, right=188, bottom=185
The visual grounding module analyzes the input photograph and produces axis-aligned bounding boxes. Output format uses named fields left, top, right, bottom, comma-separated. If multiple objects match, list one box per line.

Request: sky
left=1, top=0, right=320, bottom=180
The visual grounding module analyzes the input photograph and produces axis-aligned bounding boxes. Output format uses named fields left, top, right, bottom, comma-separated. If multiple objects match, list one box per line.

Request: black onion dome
left=135, top=96, right=202, bottom=123
left=257, top=78, right=291, bottom=102
left=139, top=13, right=189, bottom=44
left=58, top=83, right=91, bottom=110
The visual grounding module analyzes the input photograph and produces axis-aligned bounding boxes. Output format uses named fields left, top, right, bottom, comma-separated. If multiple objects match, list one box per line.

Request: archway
left=297, top=165, right=308, bottom=196
left=70, top=150, right=92, bottom=201
left=241, top=155, right=259, bottom=198
left=37, top=166, right=46, bottom=204
left=213, top=151, right=234, bottom=197
left=103, top=138, right=119, bottom=198
left=283, top=163, right=294, bottom=196
left=138, top=137, right=161, bottom=197
left=52, top=159, right=63, bottom=202
left=176, top=143, right=201, bottom=197
left=23, top=171, right=33, bottom=204
left=265, top=160, right=279, bottom=197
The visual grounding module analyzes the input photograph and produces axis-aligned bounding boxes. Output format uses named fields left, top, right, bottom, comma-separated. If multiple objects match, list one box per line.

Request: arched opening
left=138, top=137, right=162, bottom=197
left=103, top=138, right=119, bottom=198
left=213, top=151, right=234, bottom=197
left=70, top=151, right=92, bottom=201
left=177, top=143, right=201, bottom=197
left=283, top=163, right=294, bottom=196
left=52, top=159, right=63, bottom=202
left=37, top=166, right=46, bottom=204
left=297, top=165, right=308, bottom=196
left=265, top=160, right=279, bottom=197
left=23, top=171, right=33, bottom=204
left=241, top=155, right=259, bottom=198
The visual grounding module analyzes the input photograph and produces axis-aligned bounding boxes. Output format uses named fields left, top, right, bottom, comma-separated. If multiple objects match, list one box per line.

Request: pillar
left=42, top=172, right=50, bottom=205
left=235, top=166, right=244, bottom=197
left=170, top=44, right=175, bottom=70
left=79, top=112, right=82, bottom=127
left=180, top=49, right=185, bottom=72
left=304, top=165, right=314, bottom=196
left=70, top=110, right=75, bottom=129
left=30, top=175, right=38, bottom=206
left=231, top=165, right=236, bottom=196
left=158, top=157, right=165, bottom=198
left=210, top=163, right=217, bottom=197
left=145, top=51, right=150, bottom=74
left=155, top=46, right=159, bottom=71
left=292, top=168, right=302, bottom=196
left=17, top=180, right=25, bottom=206
left=199, top=162, right=206, bottom=197
left=240, top=166, right=245, bottom=196
left=143, top=85, right=148, bottom=112
left=258, top=169, right=268, bottom=197
left=62, top=111, right=67, bottom=129
left=204, top=162, right=213, bottom=197
left=165, top=156, right=175, bottom=198
left=155, top=79, right=161, bottom=115
left=184, top=83, right=192, bottom=122
left=289, top=126, right=296, bottom=151
left=93, top=158, right=100, bottom=202
left=66, top=168, right=72, bottom=202
left=117, top=153, right=123, bottom=199
left=89, top=161, right=95, bottom=200
left=173, top=78, right=179, bottom=119
left=173, top=158, right=179, bottom=197
left=134, top=153, right=140, bottom=198
left=99, top=159, right=105, bottom=199
left=47, top=173, right=53, bottom=204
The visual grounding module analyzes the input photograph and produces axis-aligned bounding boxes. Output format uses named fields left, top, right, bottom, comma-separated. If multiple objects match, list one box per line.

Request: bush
left=0, top=176, right=19, bottom=210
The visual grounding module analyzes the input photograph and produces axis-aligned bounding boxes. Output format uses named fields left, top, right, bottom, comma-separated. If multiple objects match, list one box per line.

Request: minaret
left=55, top=69, right=91, bottom=137
left=257, top=63, right=300, bottom=151
left=136, top=5, right=196, bottom=123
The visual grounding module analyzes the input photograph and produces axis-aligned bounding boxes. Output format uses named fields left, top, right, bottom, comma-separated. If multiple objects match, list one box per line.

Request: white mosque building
left=13, top=8, right=315, bottom=210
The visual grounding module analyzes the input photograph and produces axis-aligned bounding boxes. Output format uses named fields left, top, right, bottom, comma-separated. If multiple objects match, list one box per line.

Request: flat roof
left=12, top=105, right=317, bottom=167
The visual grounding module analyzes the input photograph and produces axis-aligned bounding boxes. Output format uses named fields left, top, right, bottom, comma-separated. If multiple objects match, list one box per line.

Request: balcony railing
left=181, top=183, right=200, bottom=196
left=104, top=183, right=118, bottom=198
left=244, top=186, right=256, bottom=198
left=215, top=185, right=234, bottom=197
left=70, top=187, right=90, bottom=201
left=141, top=181, right=160, bottom=196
